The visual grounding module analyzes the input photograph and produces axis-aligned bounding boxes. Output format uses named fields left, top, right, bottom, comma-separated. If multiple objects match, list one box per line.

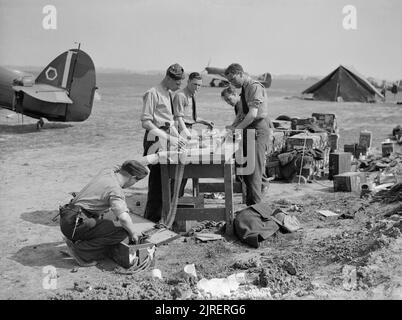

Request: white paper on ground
left=197, top=274, right=242, bottom=297
left=317, top=210, right=339, bottom=217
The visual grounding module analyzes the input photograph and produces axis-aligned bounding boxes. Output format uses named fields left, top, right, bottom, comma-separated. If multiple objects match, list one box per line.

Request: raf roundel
left=45, top=67, right=58, bottom=81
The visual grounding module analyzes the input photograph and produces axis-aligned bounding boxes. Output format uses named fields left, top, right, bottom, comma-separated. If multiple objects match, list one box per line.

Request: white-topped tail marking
left=61, top=51, right=75, bottom=88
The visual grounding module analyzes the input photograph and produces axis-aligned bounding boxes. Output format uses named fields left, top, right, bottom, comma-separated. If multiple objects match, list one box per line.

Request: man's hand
left=169, top=135, right=187, bottom=149
left=117, top=211, right=142, bottom=245
left=225, top=127, right=234, bottom=138
left=225, top=128, right=242, bottom=141
left=130, top=232, right=140, bottom=245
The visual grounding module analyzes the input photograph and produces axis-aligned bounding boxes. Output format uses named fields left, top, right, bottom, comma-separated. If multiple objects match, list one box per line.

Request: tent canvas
left=302, top=65, right=384, bottom=102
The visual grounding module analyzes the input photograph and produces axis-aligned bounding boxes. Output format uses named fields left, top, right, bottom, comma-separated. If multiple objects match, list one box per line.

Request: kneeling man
left=60, top=158, right=153, bottom=266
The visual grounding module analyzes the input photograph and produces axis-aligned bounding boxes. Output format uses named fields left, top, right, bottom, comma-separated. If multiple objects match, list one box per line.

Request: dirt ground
left=0, top=74, right=401, bottom=300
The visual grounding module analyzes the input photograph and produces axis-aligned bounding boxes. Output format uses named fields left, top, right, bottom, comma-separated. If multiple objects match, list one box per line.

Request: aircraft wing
left=12, top=83, right=73, bottom=104
left=207, top=74, right=227, bottom=82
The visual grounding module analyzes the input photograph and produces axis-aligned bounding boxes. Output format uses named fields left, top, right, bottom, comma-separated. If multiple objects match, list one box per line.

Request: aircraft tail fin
left=35, top=49, right=97, bottom=121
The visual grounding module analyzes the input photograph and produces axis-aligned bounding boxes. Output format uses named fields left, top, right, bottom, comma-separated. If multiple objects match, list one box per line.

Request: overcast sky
left=1, top=0, right=401, bottom=80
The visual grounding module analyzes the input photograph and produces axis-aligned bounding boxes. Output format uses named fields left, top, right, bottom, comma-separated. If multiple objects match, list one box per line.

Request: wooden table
left=160, top=140, right=239, bottom=235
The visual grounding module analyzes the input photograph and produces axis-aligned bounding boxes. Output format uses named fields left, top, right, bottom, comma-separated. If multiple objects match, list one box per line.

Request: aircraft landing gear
left=36, top=118, right=45, bottom=130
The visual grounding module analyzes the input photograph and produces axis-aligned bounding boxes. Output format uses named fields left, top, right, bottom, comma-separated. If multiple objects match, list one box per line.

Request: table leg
left=192, top=178, right=199, bottom=197
left=241, top=180, right=247, bottom=204
left=224, top=163, right=234, bottom=235
left=160, top=164, right=171, bottom=224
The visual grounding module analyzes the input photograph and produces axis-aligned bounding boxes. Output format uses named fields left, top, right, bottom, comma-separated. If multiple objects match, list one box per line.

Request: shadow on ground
left=20, top=210, right=60, bottom=227
left=0, top=123, right=73, bottom=134
left=10, top=241, right=120, bottom=271
left=10, top=241, right=76, bottom=269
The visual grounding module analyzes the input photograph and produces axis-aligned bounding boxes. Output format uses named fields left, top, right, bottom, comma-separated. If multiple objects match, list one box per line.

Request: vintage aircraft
left=367, top=77, right=401, bottom=95
left=201, top=63, right=272, bottom=88
left=0, top=46, right=97, bottom=129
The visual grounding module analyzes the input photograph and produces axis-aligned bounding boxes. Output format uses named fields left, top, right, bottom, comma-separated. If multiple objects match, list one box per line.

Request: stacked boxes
left=312, top=113, right=337, bottom=133
left=344, top=131, right=372, bottom=159
left=291, top=118, right=315, bottom=131
left=344, top=143, right=367, bottom=159
left=286, top=132, right=328, bottom=151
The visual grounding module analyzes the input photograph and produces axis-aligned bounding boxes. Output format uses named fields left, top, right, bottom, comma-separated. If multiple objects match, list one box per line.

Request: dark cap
left=189, top=72, right=202, bottom=81
left=225, top=63, right=244, bottom=76
left=121, top=160, right=149, bottom=179
left=166, top=63, right=185, bottom=80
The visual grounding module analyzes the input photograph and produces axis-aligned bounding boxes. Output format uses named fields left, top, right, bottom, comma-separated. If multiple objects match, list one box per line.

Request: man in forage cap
left=141, top=63, right=188, bottom=223
left=59, top=152, right=173, bottom=267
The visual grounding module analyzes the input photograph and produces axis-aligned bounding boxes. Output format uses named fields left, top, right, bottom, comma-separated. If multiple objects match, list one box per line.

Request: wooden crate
left=291, top=117, right=315, bottom=131
left=359, top=131, right=372, bottom=149
left=329, top=152, right=352, bottom=180
left=333, top=172, right=366, bottom=193
left=177, top=195, right=204, bottom=208
left=328, top=133, right=339, bottom=152
left=344, top=143, right=357, bottom=157
left=356, top=145, right=368, bottom=157
left=382, top=142, right=395, bottom=157
left=108, top=241, right=155, bottom=269
left=312, top=113, right=337, bottom=133
left=286, top=133, right=324, bottom=150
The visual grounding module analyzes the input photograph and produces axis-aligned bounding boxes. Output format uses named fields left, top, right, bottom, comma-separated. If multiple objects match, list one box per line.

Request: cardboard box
left=333, top=172, right=367, bottom=193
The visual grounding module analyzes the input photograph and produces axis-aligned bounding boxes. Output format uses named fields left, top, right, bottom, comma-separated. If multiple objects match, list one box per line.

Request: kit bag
left=234, top=203, right=280, bottom=248
left=234, top=203, right=301, bottom=248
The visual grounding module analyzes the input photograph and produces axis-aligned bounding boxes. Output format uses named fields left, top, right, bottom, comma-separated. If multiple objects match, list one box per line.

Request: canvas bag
left=234, top=203, right=280, bottom=248
left=234, top=203, right=302, bottom=248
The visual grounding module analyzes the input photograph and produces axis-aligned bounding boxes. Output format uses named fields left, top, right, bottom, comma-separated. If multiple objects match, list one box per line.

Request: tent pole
left=335, top=83, right=340, bottom=101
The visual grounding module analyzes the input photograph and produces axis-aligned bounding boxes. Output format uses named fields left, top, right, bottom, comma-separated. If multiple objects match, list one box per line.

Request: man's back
left=72, top=168, right=128, bottom=217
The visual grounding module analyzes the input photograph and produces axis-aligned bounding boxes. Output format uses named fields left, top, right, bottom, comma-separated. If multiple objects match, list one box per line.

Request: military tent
left=302, top=65, right=384, bottom=102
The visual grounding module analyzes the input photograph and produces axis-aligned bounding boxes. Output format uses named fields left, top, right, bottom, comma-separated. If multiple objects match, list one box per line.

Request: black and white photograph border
left=0, top=0, right=401, bottom=302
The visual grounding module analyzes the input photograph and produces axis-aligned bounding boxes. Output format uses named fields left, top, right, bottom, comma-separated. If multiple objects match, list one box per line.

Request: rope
left=113, top=254, right=153, bottom=275
left=297, top=130, right=308, bottom=186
